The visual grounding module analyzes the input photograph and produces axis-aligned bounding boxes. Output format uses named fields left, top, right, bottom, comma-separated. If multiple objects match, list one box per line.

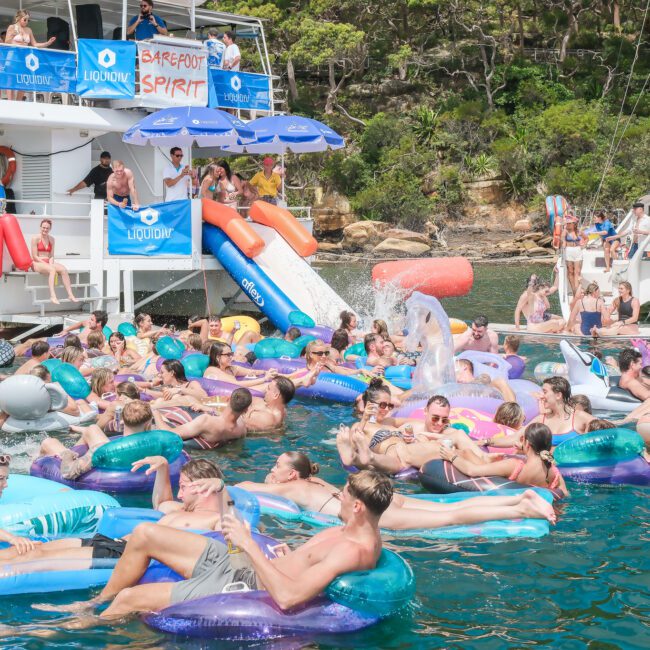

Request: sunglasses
left=311, top=350, right=330, bottom=356
left=372, top=401, right=395, bottom=410
left=220, top=352, right=234, bottom=357
left=430, top=415, right=450, bottom=425
left=173, top=154, right=183, bottom=158
left=0, top=454, right=11, bottom=464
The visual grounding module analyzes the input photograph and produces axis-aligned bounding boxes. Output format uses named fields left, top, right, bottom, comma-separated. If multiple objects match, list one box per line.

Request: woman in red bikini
left=439, top=422, right=569, bottom=497
left=30, top=219, right=78, bottom=304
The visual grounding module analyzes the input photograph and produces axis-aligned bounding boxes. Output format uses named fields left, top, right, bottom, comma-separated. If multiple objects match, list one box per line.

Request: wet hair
left=109, top=331, right=125, bottom=348
left=208, top=314, right=221, bottom=324
left=208, top=341, right=231, bottom=368
left=181, top=458, right=224, bottom=481
left=134, top=313, right=151, bottom=330
left=64, top=334, right=82, bottom=349
left=30, top=365, right=51, bottom=381
left=284, top=451, right=319, bottom=478
left=457, top=358, right=474, bottom=375
left=187, top=333, right=203, bottom=351
left=363, top=333, right=381, bottom=354
left=273, top=376, right=295, bottom=405
left=285, top=327, right=301, bottom=342
left=426, top=395, right=450, bottom=409
left=330, top=328, right=350, bottom=352
left=362, top=378, right=391, bottom=405
left=585, top=282, right=599, bottom=296
left=116, top=381, right=139, bottom=399
left=346, top=470, right=393, bottom=517
left=90, top=368, right=114, bottom=395
left=229, top=387, right=253, bottom=414
left=92, top=310, right=108, bottom=327
left=161, top=359, right=188, bottom=382
left=86, top=331, right=105, bottom=350
left=60, top=346, right=84, bottom=365
left=472, top=315, right=488, bottom=328
left=523, top=422, right=555, bottom=479
left=569, top=394, right=592, bottom=415
left=31, top=340, right=50, bottom=358
left=587, top=418, right=616, bottom=432
left=122, top=400, right=153, bottom=428
left=339, top=310, right=356, bottom=330
left=503, top=335, right=521, bottom=354
left=619, top=347, right=642, bottom=372
left=493, top=402, right=524, bottom=428
left=543, top=376, right=571, bottom=406
left=372, top=319, right=389, bottom=338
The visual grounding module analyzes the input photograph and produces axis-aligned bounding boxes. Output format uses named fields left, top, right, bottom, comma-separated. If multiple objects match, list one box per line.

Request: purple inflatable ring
left=298, top=325, right=334, bottom=343
left=30, top=446, right=190, bottom=493
left=559, top=456, right=650, bottom=486
left=344, top=463, right=419, bottom=482
left=192, top=376, right=264, bottom=398
left=253, top=357, right=305, bottom=373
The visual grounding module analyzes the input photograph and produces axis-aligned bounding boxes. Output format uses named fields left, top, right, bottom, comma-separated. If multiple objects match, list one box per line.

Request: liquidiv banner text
left=0, top=46, right=75, bottom=93
left=208, top=69, right=271, bottom=111
left=137, top=42, right=207, bottom=107
left=108, top=200, right=191, bottom=256
left=76, top=39, right=136, bottom=99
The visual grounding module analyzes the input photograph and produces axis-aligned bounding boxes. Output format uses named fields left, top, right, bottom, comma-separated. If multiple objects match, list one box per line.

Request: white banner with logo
left=137, top=42, right=208, bottom=107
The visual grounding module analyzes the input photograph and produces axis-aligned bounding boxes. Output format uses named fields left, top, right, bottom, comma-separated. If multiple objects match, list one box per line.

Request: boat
left=0, top=0, right=352, bottom=340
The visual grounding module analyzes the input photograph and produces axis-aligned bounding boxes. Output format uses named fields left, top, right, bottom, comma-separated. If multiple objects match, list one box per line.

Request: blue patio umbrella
left=122, top=106, right=255, bottom=147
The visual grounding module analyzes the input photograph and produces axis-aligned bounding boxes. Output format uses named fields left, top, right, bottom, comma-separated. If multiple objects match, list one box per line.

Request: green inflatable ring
left=92, top=431, right=183, bottom=470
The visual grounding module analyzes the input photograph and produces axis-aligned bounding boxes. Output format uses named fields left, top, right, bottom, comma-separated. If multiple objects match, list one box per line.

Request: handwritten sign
left=137, top=42, right=207, bottom=107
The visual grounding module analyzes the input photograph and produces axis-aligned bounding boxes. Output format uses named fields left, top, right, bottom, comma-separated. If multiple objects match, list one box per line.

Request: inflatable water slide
left=202, top=199, right=351, bottom=331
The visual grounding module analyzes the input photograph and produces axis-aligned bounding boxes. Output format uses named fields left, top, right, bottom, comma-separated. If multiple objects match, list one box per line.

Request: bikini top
left=565, top=233, right=581, bottom=243
left=508, top=458, right=562, bottom=489
left=37, top=238, right=52, bottom=253
left=11, top=30, right=30, bottom=45
left=541, top=411, right=579, bottom=446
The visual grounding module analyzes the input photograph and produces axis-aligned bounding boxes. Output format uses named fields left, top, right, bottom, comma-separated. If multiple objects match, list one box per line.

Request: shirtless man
left=237, top=451, right=555, bottom=528
left=163, top=387, right=252, bottom=450
left=454, top=315, right=499, bottom=354
left=81, top=470, right=394, bottom=618
left=14, top=341, right=50, bottom=375
left=107, top=161, right=140, bottom=211
left=618, top=348, right=650, bottom=401
left=244, top=376, right=295, bottom=432
left=338, top=395, right=491, bottom=474
left=364, top=333, right=392, bottom=368
left=55, top=310, right=108, bottom=345
left=0, top=458, right=228, bottom=565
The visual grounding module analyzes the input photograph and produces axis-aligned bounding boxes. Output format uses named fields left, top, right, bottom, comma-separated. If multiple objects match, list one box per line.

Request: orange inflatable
left=0, top=146, right=16, bottom=187
left=201, top=199, right=264, bottom=258
left=0, top=219, right=4, bottom=278
left=0, top=213, right=31, bottom=271
left=249, top=200, right=318, bottom=257
left=372, top=257, right=473, bottom=298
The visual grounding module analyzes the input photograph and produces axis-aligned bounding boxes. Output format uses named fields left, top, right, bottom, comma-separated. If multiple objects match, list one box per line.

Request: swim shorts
left=170, top=538, right=258, bottom=604
left=81, top=533, right=127, bottom=559
left=113, top=194, right=131, bottom=207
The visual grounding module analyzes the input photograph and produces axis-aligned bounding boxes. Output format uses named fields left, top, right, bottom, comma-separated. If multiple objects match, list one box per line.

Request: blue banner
left=77, top=39, right=136, bottom=99
left=0, top=46, right=75, bottom=93
left=108, top=200, right=192, bottom=256
left=208, top=69, right=271, bottom=111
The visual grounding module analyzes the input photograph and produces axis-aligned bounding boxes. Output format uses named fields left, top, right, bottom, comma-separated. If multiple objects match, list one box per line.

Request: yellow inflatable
left=449, top=318, right=468, bottom=335
left=125, top=335, right=151, bottom=356
left=209, top=315, right=260, bottom=344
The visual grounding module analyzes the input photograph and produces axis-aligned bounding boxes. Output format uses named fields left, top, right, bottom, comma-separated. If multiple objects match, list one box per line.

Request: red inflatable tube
left=249, top=200, right=318, bottom=257
left=372, top=257, right=473, bottom=298
left=202, top=199, right=264, bottom=258
left=0, top=213, right=32, bottom=271
left=0, top=219, right=4, bottom=277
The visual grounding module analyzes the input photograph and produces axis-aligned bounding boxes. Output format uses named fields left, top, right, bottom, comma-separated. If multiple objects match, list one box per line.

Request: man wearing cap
left=618, top=202, right=650, bottom=259
left=67, top=152, right=113, bottom=201
left=250, top=157, right=282, bottom=205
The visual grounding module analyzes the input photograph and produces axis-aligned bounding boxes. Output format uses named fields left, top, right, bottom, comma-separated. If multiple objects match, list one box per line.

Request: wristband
left=450, top=455, right=458, bottom=465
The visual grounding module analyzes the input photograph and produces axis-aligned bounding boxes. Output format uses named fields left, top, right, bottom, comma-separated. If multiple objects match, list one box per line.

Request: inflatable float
left=253, top=490, right=551, bottom=539
left=561, top=340, right=640, bottom=412
left=0, top=339, right=15, bottom=368
left=0, top=375, right=96, bottom=433
left=0, top=474, right=118, bottom=538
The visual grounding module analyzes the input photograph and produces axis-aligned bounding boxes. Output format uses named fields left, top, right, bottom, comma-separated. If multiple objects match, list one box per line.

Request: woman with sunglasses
left=303, top=340, right=366, bottom=378
left=204, top=341, right=277, bottom=388
left=140, top=359, right=207, bottom=402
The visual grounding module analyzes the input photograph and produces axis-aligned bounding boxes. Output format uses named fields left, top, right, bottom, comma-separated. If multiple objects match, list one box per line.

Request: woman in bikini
left=303, top=340, right=370, bottom=378
left=200, top=165, right=221, bottom=200
left=204, top=341, right=276, bottom=388
left=594, top=281, right=640, bottom=337
left=563, top=216, right=586, bottom=295
left=140, top=359, right=207, bottom=403
left=30, top=219, right=77, bottom=304
left=514, top=276, right=564, bottom=333
left=439, top=422, right=568, bottom=497
left=108, top=332, right=141, bottom=369
left=236, top=451, right=556, bottom=526
left=215, top=160, right=242, bottom=209
left=566, top=282, right=607, bottom=336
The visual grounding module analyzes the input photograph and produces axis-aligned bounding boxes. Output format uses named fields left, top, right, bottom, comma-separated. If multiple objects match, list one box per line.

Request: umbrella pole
left=281, top=152, right=285, bottom=200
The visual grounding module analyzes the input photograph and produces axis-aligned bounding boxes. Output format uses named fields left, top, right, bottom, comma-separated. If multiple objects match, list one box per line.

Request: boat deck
left=492, top=323, right=650, bottom=341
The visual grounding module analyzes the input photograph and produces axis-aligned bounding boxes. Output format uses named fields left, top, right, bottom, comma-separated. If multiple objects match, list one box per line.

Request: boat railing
left=624, top=232, right=650, bottom=299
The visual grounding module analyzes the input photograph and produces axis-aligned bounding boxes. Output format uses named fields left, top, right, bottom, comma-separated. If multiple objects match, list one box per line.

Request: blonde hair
left=305, top=339, right=327, bottom=358
left=112, top=160, right=125, bottom=170
left=585, top=282, right=599, bottom=296
left=91, top=368, right=114, bottom=395
left=60, top=346, right=84, bottom=365
left=493, top=402, right=524, bottom=428
left=372, top=319, right=389, bottom=338
left=13, top=10, right=30, bottom=24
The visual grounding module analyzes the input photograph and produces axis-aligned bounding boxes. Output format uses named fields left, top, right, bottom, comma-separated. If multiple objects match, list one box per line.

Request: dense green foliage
left=210, top=1, right=650, bottom=226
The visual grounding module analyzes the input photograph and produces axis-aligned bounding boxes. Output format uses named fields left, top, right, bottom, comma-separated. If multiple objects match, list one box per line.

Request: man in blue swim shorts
left=107, top=161, right=140, bottom=211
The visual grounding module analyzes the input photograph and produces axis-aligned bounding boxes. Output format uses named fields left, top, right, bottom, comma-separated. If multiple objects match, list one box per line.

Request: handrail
left=624, top=232, right=650, bottom=297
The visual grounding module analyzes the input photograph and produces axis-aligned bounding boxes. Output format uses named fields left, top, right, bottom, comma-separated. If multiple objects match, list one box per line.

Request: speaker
left=112, top=27, right=122, bottom=40
left=47, top=17, right=70, bottom=50
left=75, top=4, right=103, bottom=40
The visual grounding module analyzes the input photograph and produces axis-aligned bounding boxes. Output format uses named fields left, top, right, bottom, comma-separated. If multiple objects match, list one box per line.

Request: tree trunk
left=479, top=44, right=495, bottom=109
left=286, top=58, right=298, bottom=101
left=517, top=2, right=525, bottom=54
left=325, top=61, right=337, bottom=114
left=613, top=1, right=621, bottom=31
left=559, top=11, right=576, bottom=62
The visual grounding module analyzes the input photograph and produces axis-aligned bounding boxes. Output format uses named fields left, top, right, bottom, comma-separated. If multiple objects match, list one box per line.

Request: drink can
left=442, top=438, right=454, bottom=449
left=403, top=424, right=414, bottom=442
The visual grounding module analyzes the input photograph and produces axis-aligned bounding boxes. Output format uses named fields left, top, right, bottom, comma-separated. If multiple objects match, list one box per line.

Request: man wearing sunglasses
left=454, top=315, right=499, bottom=354
left=342, top=395, right=491, bottom=475
left=127, top=0, right=168, bottom=40
left=163, top=147, right=192, bottom=202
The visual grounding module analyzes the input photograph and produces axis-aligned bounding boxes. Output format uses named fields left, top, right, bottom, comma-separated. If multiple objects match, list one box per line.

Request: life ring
left=0, top=146, right=17, bottom=187
left=552, top=217, right=563, bottom=249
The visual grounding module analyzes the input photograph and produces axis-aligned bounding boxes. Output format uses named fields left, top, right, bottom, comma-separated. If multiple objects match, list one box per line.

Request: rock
left=313, top=208, right=355, bottom=234
left=537, top=235, right=553, bottom=247
left=513, top=219, right=532, bottom=233
left=372, top=238, right=431, bottom=257
left=463, top=178, right=508, bottom=204
left=342, top=221, right=389, bottom=251
left=521, top=240, right=538, bottom=251
left=526, top=246, right=550, bottom=256
left=317, top=241, right=342, bottom=252
left=516, top=231, right=545, bottom=241
left=382, top=228, right=431, bottom=245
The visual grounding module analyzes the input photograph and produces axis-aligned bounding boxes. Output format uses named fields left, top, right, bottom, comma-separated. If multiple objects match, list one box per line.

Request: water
left=2, top=263, right=649, bottom=649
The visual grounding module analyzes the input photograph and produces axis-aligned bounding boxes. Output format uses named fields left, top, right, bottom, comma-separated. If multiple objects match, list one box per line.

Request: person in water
left=454, top=315, right=499, bottom=353
left=438, top=422, right=568, bottom=497
left=566, top=282, right=606, bottom=336
left=0, top=459, right=228, bottom=565
left=237, top=451, right=556, bottom=527
left=74, top=470, right=394, bottom=619
left=243, top=376, right=296, bottom=432
left=593, top=281, right=640, bottom=337
left=617, top=347, right=650, bottom=401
